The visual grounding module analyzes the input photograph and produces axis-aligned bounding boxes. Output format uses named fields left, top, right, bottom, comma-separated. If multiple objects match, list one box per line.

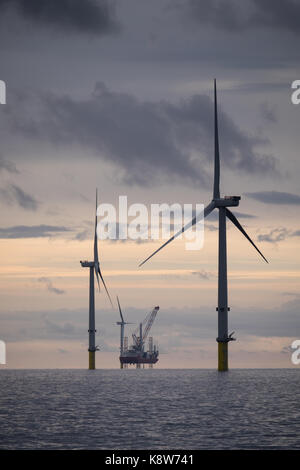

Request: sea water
left=0, top=369, right=299, bottom=449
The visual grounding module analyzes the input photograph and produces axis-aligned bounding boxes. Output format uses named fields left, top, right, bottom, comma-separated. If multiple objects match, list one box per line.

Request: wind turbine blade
left=226, top=208, right=268, bottom=263
left=139, top=201, right=216, bottom=267
left=95, top=266, right=100, bottom=292
left=93, top=188, right=113, bottom=304
left=94, top=189, right=99, bottom=267
left=117, top=296, right=124, bottom=323
left=213, top=79, right=220, bottom=200
left=93, top=189, right=101, bottom=292
left=98, top=265, right=113, bottom=307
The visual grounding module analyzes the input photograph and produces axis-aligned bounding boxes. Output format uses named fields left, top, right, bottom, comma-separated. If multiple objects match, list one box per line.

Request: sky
left=0, top=0, right=299, bottom=369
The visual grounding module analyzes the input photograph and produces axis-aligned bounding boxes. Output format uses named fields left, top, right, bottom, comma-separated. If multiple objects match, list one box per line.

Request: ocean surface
left=0, top=369, right=299, bottom=450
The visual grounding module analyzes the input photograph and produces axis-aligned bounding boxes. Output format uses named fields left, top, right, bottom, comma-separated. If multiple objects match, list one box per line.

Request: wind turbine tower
left=139, top=80, right=268, bottom=371
left=80, top=190, right=112, bottom=370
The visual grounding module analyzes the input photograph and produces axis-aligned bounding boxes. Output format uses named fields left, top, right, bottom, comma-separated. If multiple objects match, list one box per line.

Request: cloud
left=227, top=82, right=288, bottom=94
left=230, top=298, right=300, bottom=338
left=179, top=0, right=252, bottom=32
left=5, top=83, right=278, bottom=186
left=0, top=309, right=87, bottom=342
left=260, top=102, right=277, bottom=123
left=205, top=223, right=218, bottom=232
left=191, top=270, right=213, bottom=280
left=182, top=0, right=300, bottom=34
left=291, top=230, right=300, bottom=237
left=74, top=229, right=90, bottom=241
left=281, top=292, right=300, bottom=297
left=44, top=317, right=75, bottom=334
left=0, top=0, right=119, bottom=35
left=38, top=277, right=66, bottom=295
left=257, top=227, right=300, bottom=244
left=0, top=224, right=70, bottom=239
left=245, top=191, right=300, bottom=204
left=10, top=184, right=39, bottom=210
left=251, top=0, right=300, bottom=34
left=257, top=227, right=289, bottom=244
left=1, top=298, right=300, bottom=348
left=0, top=155, right=19, bottom=174
left=0, top=184, right=39, bottom=210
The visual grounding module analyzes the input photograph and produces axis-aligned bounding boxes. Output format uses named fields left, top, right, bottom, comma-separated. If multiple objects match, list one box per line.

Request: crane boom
left=143, top=306, right=159, bottom=343
left=131, top=306, right=159, bottom=349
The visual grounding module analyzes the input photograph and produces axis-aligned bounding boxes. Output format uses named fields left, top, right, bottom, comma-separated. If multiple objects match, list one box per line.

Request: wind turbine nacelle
left=214, top=196, right=241, bottom=207
left=80, top=260, right=94, bottom=268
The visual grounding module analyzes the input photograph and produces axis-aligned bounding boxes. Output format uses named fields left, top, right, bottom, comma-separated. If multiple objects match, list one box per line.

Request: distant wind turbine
left=139, top=80, right=268, bottom=371
left=116, top=296, right=133, bottom=369
left=80, top=189, right=113, bottom=370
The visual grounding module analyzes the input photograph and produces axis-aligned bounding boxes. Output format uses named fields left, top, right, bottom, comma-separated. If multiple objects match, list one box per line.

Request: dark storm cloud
left=245, top=191, right=300, bottom=204
left=0, top=0, right=118, bottom=35
left=0, top=224, right=70, bottom=239
left=0, top=184, right=39, bottom=210
left=179, top=0, right=251, bottom=32
left=251, top=0, right=300, bottom=33
left=5, top=83, right=278, bottom=186
left=38, top=277, right=66, bottom=295
left=182, top=0, right=300, bottom=33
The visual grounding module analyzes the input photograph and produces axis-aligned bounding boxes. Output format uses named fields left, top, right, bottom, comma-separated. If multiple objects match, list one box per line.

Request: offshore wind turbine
left=116, top=296, right=133, bottom=369
left=139, top=80, right=268, bottom=372
left=80, top=190, right=113, bottom=370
